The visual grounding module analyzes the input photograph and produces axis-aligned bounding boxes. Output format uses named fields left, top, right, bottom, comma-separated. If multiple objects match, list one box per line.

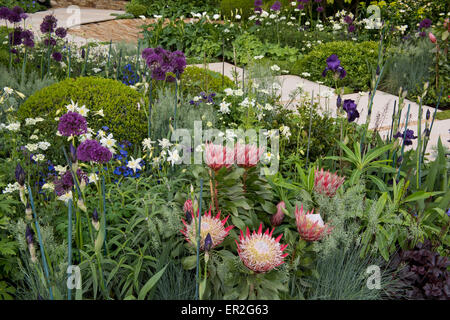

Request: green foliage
left=18, top=77, right=146, bottom=155
left=291, top=41, right=379, bottom=91
left=0, top=0, right=46, bottom=12
left=181, top=66, right=235, bottom=96
left=220, top=0, right=254, bottom=20
left=125, top=0, right=148, bottom=17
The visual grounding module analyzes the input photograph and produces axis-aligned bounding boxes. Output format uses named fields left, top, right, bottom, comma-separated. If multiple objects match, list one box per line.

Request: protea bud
left=314, top=168, right=345, bottom=197
left=92, top=208, right=99, bottom=231
left=295, top=204, right=332, bottom=241
left=25, top=201, right=32, bottom=221
left=15, top=163, right=25, bottom=186
left=428, top=32, right=437, bottom=44
left=26, top=225, right=37, bottom=263
left=270, top=201, right=285, bottom=227
left=183, top=199, right=193, bottom=216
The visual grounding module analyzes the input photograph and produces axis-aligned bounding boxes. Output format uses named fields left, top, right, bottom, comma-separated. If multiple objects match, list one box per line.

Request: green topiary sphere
left=182, top=66, right=236, bottom=95
left=18, top=77, right=147, bottom=157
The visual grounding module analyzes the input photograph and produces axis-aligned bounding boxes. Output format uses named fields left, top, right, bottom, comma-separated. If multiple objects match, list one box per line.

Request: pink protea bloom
left=295, top=204, right=332, bottom=241
left=270, top=201, right=285, bottom=227
left=204, top=142, right=234, bottom=171
left=236, top=223, right=288, bottom=273
left=183, top=199, right=193, bottom=215
left=314, top=168, right=345, bottom=197
left=180, top=208, right=233, bottom=250
left=235, top=143, right=265, bottom=168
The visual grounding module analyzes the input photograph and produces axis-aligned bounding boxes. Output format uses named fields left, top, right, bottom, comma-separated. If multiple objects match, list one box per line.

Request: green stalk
left=416, top=98, right=423, bottom=188
left=106, top=40, right=112, bottom=78
left=116, top=48, right=122, bottom=80
left=148, top=80, right=153, bottom=139
left=194, top=179, right=204, bottom=300
left=20, top=46, right=28, bottom=86
left=395, top=104, right=411, bottom=181
left=81, top=44, right=90, bottom=77
left=27, top=184, right=53, bottom=300
left=67, top=199, right=73, bottom=300
left=305, top=90, right=314, bottom=169
left=422, top=87, right=443, bottom=159
left=67, top=46, right=71, bottom=78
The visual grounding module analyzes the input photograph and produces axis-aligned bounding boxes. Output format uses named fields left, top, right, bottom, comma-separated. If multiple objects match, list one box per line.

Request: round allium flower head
left=40, top=14, right=57, bottom=33
left=204, top=143, right=234, bottom=171
left=348, top=24, right=356, bottom=33
left=52, top=51, right=62, bottom=62
left=181, top=208, right=233, bottom=251
left=254, top=0, right=263, bottom=6
left=236, top=223, right=288, bottom=273
left=55, top=27, right=67, bottom=38
left=58, top=111, right=87, bottom=136
left=271, top=1, right=282, bottom=11
left=419, top=18, right=432, bottom=29
left=8, top=6, right=22, bottom=23
left=0, top=7, right=11, bottom=20
left=235, top=143, right=265, bottom=169
left=270, top=201, right=285, bottom=227
left=316, top=6, right=324, bottom=12
left=295, top=204, right=332, bottom=241
left=314, top=168, right=345, bottom=197
left=76, top=139, right=112, bottom=163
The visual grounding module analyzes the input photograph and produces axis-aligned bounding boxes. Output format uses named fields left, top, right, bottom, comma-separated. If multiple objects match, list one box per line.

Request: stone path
left=3, top=8, right=448, bottom=155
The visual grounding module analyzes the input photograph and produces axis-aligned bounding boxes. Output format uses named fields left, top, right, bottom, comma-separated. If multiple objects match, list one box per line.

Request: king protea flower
left=183, top=199, right=193, bottom=215
left=295, top=204, right=332, bottom=241
left=314, top=168, right=345, bottom=197
left=235, top=143, right=265, bottom=168
left=270, top=201, right=285, bottom=227
left=236, top=223, right=288, bottom=273
left=181, top=208, right=233, bottom=250
left=204, top=143, right=234, bottom=171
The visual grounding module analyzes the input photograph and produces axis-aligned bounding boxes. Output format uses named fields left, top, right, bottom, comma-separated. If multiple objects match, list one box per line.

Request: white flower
left=291, top=1, right=296, bottom=6
left=272, top=83, right=282, bottom=91
left=66, top=100, right=78, bottom=112
left=195, top=144, right=204, bottom=152
left=54, top=165, right=67, bottom=175
left=2, top=182, right=20, bottom=194
left=253, top=55, right=264, bottom=60
left=224, top=88, right=234, bottom=96
left=76, top=105, right=89, bottom=117
left=42, top=183, right=54, bottom=191
left=100, top=133, right=116, bottom=150
left=264, top=103, right=273, bottom=111
left=213, top=14, right=220, bottom=20
left=25, top=143, right=39, bottom=152
left=269, top=14, right=276, bottom=19
left=219, top=101, right=231, bottom=114
left=88, top=173, right=98, bottom=184
left=280, top=125, right=291, bottom=138
left=233, top=89, right=244, bottom=96
left=32, top=154, right=45, bottom=162
left=5, top=122, right=20, bottom=131
left=30, top=135, right=39, bottom=140
left=301, top=72, right=311, bottom=77
left=37, top=141, right=51, bottom=151
left=158, top=138, right=172, bottom=149
left=92, top=68, right=101, bottom=73
left=139, top=15, right=146, bottom=20
left=58, top=191, right=73, bottom=203
left=25, top=117, right=44, bottom=126
left=3, top=87, right=13, bottom=95
left=167, top=148, right=181, bottom=166
left=95, top=109, right=104, bottom=117
left=261, top=10, right=269, bottom=18
left=270, top=64, right=280, bottom=72
left=142, top=138, right=155, bottom=151
left=235, top=14, right=241, bottom=20
left=127, top=157, right=142, bottom=173
left=193, top=96, right=201, bottom=102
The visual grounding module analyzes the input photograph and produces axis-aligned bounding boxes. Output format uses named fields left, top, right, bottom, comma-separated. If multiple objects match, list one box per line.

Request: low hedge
left=18, top=77, right=147, bottom=155
left=182, top=65, right=235, bottom=95
left=291, top=41, right=379, bottom=91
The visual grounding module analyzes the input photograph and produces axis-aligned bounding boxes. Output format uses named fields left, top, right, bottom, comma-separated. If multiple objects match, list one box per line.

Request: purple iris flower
left=419, top=18, right=432, bottom=29
left=348, top=24, right=356, bottom=33
left=322, top=54, right=347, bottom=79
left=393, top=129, right=417, bottom=146
left=52, top=51, right=62, bottom=62
left=316, top=6, right=324, bottom=12
left=342, top=99, right=359, bottom=122
left=344, top=15, right=353, bottom=24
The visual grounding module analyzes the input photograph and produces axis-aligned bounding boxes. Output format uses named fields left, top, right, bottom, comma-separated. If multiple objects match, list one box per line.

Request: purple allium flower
left=54, top=169, right=88, bottom=195
left=0, top=7, right=10, bottom=20
left=55, top=27, right=67, bottom=38
left=394, top=129, right=417, bottom=146
left=344, top=15, right=353, bottom=24
left=40, top=14, right=57, bottom=33
left=7, top=6, right=23, bottom=23
left=255, top=19, right=261, bottom=25
left=342, top=99, right=359, bottom=122
left=271, top=1, right=281, bottom=11
left=8, top=27, right=23, bottom=46
left=20, top=13, right=28, bottom=20
left=348, top=24, right=356, bottom=33
left=52, top=51, right=62, bottom=62
left=15, top=163, right=25, bottom=186
left=254, top=7, right=263, bottom=13
left=315, top=0, right=322, bottom=2
left=57, top=112, right=88, bottom=136
left=25, top=225, right=34, bottom=245
left=76, top=139, right=112, bottom=163
left=419, top=31, right=426, bottom=37
left=316, top=6, right=324, bottom=12
left=254, top=0, right=263, bottom=6
left=419, top=18, right=432, bottom=29
left=142, top=47, right=186, bottom=82
left=297, top=3, right=304, bottom=9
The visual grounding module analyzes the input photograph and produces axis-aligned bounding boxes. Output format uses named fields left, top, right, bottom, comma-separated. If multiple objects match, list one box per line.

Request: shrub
left=125, top=0, right=148, bottom=17
left=181, top=66, right=235, bottom=95
left=291, top=41, right=379, bottom=91
left=18, top=77, right=146, bottom=156
left=220, top=0, right=254, bottom=20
